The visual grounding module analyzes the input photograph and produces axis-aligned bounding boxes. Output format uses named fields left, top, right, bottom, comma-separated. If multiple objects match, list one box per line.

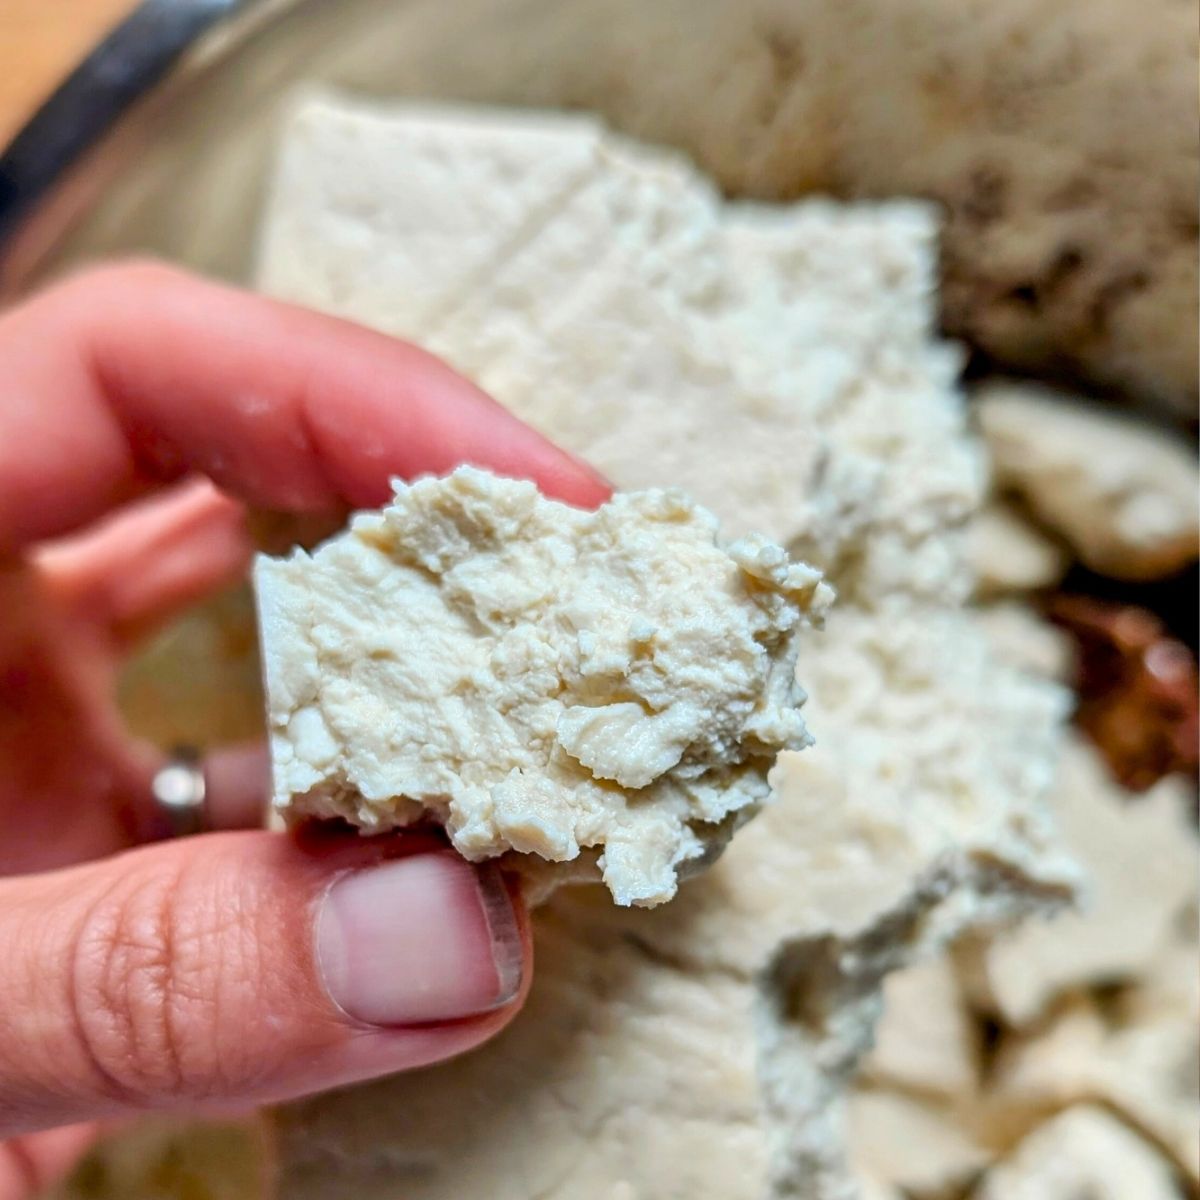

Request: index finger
left=0, top=261, right=610, bottom=553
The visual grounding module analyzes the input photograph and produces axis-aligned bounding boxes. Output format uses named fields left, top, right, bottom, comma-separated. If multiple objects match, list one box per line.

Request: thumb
left=0, top=831, right=527, bottom=1137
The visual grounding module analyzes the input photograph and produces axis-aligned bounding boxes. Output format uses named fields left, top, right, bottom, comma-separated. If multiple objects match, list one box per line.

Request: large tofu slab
left=257, top=96, right=1073, bottom=1200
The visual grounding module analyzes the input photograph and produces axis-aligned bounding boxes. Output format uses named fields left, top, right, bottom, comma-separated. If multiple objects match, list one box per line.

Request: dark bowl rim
left=0, top=0, right=251, bottom=252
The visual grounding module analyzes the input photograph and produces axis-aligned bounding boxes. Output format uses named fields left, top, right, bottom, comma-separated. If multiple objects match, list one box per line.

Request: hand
left=0, top=262, right=609, bottom=1197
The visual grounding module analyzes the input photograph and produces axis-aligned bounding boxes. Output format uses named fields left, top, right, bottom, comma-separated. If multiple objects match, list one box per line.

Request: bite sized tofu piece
left=257, top=467, right=831, bottom=907
left=860, top=957, right=979, bottom=1099
left=974, top=601, right=1076, bottom=684
left=966, top=500, right=1069, bottom=597
left=848, top=1090, right=992, bottom=1196
left=978, top=382, right=1199, bottom=581
left=971, top=1106, right=1180, bottom=1200
left=991, top=994, right=1200, bottom=1185
left=962, top=734, right=1197, bottom=1026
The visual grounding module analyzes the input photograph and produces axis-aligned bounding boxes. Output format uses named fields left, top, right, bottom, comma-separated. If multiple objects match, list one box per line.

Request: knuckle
left=68, top=857, right=247, bottom=1104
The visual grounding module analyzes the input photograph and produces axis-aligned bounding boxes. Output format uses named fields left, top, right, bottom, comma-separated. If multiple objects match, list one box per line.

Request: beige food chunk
left=258, top=98, right=1074, bottom=1200
left=860, top=957, right=978, bottom=1099
left=978, top=382, right=1199, bottom=580
left=848, top=1090, right=991, bottom=1197
left=257, top=468, right=829, bottom=907
left=962, top=734, right=1197, bottom=1026
left=855, top=1177, right=905, bottom=1200
left=992, top=994, right=1200, bottom=1185
left=971, top=1106, right=1180, bottom=1200
left=967, top=501, right=1068, bottom=597
left=975, top=602, right=1076, bottom=683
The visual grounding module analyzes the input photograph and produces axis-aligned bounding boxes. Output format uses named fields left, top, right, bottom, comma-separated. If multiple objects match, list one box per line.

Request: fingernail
left=316, top=852, right=522, bottom=1026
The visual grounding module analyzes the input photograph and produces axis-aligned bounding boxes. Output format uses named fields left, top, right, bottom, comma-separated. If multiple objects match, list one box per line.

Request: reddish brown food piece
left=1047, top=596, right=1199, bottom=792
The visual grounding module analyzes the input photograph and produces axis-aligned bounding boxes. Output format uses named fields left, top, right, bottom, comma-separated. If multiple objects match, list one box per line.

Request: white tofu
left=860, top=957, right=979, bottom=1098
left=978, top=381, right=1200, bottom=581
left=963, top=734, right=1198, bottom=1026
left=967, top=501, right=1069, bottom=598
left=257, top=468, right=831, bottom=907
left=848, top=1090, right=991, bottom=1196
left=259, top=94, right=985, bottom=605
left=971, top=1106, right=1180, bottom=1200
left=992, top=995, right=1200, bottom=1185
left=256, top=95, right=1074, bottom=1200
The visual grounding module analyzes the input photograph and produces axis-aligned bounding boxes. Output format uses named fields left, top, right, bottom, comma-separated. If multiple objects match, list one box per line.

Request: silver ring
left=151, top=746, right=209, bottom=837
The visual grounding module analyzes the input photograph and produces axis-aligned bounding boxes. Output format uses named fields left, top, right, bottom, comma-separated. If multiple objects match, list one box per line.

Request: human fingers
left=0, top=1123, right=98, bottom=1200
left=201, top=741, right=272, bottom=830
left=0, top=260, right=611, bottom=554
left=0, top=831, right=529, bottom=1138
left=34, top=479, right=252, bottom=651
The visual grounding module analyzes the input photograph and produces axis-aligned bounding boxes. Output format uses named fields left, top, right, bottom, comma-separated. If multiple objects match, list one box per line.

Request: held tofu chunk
left=256, top=467, right=831, bottom=906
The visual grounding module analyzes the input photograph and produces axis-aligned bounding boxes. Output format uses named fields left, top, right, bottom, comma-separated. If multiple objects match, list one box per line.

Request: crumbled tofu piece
left=971, top=1106, right=1180, bottom=1200
left=962, top=734, right=1197, bottom=1026
left=978, top=381, right=1200, bottom=581
left=848, top=1090, right=991, bottom=1197
left=969, top=1104, right=1176, bottom=1200
left=975, top=602, right=1077, bottom=684
left=860, top=957, right=979, bottom=1099
left=966, top=501, right=1069, bottom=597
left=258, top=97, right=1073, bottom=1200
left=258, top=468, right=829, bottom=907
left=992, top=993, right=1200, bottom=1185
left=855, top=1177, right=905, bottom=1200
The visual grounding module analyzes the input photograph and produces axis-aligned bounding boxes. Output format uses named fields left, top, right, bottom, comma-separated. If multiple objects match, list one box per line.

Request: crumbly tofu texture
left=257, top=468, right=830, bottom=907
left=258, top=96, right=1076, bottom=1200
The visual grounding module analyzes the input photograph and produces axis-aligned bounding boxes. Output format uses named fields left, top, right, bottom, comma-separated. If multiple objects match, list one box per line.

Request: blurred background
left=0, top=1, right=1196, bottom=1197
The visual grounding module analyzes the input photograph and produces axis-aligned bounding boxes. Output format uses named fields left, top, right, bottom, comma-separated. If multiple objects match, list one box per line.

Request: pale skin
left=0, top=262, right=611, bottom=1198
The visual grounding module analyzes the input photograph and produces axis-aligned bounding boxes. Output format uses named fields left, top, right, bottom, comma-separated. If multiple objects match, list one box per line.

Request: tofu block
left=257, top=468, right=831, bottom=907
left=260, top=95, right=984, bottom=610
left=257, top=96, right=1075, bottom=1200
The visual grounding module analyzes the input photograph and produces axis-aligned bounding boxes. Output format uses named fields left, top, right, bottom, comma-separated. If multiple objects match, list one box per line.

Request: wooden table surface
left=0, top=0, right=139, bottom=147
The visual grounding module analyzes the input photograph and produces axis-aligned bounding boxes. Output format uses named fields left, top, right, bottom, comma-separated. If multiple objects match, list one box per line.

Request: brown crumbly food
left=1047, top=595, right=1199, bottom=792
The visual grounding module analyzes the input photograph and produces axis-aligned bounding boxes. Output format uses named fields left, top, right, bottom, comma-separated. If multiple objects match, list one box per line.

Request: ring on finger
left=150, top=745, right=209, bottom=838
